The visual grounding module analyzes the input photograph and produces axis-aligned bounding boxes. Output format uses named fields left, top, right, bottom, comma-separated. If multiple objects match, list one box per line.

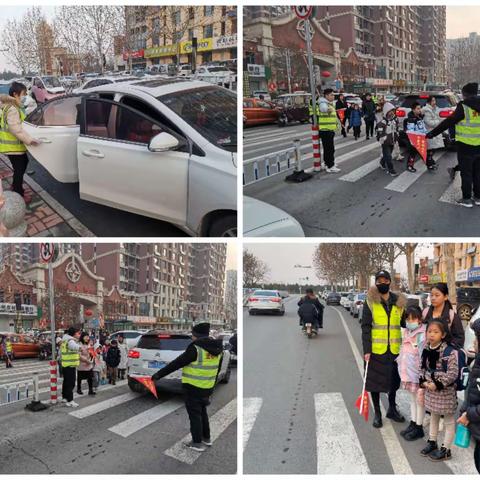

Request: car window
left=256, top=101, right=272, bottom=109
left=243, top=100, right=254, bottom=108
left=26, top=96, right=82, bottom=126
left=34, top=78, right=43, bottom=88
left=137, top=335, right=191, bottom=350
left=23, top=336, right=34, bottom=344
left=253, top=291, right=278, bottom=297
left=401, top=95, right=452, bottom=109
left=159, top=86, right=236, bottom=152
left=125, top=332, right=140, bottom=338
left=43, top=77, right=62, bottom=89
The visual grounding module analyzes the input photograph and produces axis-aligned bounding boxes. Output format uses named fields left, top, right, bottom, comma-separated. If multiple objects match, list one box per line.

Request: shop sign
left=366, top=78, right=393, bottom=87
left=468, top=267, right=480, bottom=282
left=123, top=49, right=144, bottom=60
left=467, top=246, right=477, bottom=254
left=429, top=273, right=446, bottom=284
left=127, top=315, right=157, bottom=324
left=456, top=269, right=469, bottom=282
left=144, top=44, right=178, bottom=58
left=180, top=37, right=213, bottom=54
left=214, top=34, right=237, bottom=49
left=419, top=275, right=429, bottom=283
left=247, top=64, right=265, bottom=77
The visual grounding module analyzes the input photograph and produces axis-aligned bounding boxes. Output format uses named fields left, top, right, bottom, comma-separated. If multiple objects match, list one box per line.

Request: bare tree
left=443, top=243, right=457, bottom=305
left=243, top=249, right=269, bottom=287
left=396, top=243, right=418, bottom=293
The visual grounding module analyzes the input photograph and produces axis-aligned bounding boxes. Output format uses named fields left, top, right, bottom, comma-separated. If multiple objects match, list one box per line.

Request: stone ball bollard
left=0, top=191, right=27, bottom=237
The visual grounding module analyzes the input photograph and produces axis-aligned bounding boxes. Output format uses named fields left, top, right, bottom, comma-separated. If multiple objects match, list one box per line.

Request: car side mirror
left=148, top=132, right=180, bottom=152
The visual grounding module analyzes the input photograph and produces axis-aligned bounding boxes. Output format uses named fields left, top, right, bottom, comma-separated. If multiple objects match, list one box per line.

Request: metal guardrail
left=0, top=378, right=33, bottom=406
left=243, top=140, right=306, bottom=186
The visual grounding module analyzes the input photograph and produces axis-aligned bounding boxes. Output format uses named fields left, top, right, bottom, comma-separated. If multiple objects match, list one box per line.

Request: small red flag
left=406, top=132, right=427, bottom=163
left=355, top=391, right=369, bottom=421
left=133, top=375, right=158, bottom=399
left=337, top=108, right=346, bottom=123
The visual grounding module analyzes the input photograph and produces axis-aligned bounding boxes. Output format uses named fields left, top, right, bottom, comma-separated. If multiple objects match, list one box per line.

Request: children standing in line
left=397, top=306, right=426, bottom=441
left=376, top=102, right=400, bottom=177
left=419, top=320, right=458, bottom=461
left=349, top=104, right=363, bottom=140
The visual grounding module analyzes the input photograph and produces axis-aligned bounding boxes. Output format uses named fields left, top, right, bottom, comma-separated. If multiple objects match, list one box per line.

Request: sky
left=446, top=6, right=480, bottom=39
left=226, top=242, right=237, bottom=271
left=244, top=243, right=433, bottom=285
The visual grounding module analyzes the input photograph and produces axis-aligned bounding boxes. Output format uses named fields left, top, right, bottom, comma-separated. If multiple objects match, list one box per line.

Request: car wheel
left=279, top=310, right=285, bottom=316
left=220, top=366, right=231, bottom=384
left=208, top=214, right=237, bottom=237
left=128, top=378, right=145, bottom=394
left=458, top=304, right=472, bottom=321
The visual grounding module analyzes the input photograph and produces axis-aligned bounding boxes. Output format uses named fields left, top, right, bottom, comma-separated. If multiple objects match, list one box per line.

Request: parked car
left=339, top=292, right=351, bottom=308
left=243, top=197, right=304, bottom=237
left=73, top=76, right=138, bottom=93
left=0, top=332, right=40, bottom=359
left=343, top=292, right=355, bottom=311
left=194, top=66, right=235, bottom=87
left=177, top=64, right=192, bottom=77
left=127, top=331, right=231, bottom=395
left=457, top=287, right=480, bottom=321
left=243, top=98, right=280, bottom=127
left=351, top=293, right=367, bottom=317
left=247, top=289, right=285, bottom=316
left=275, top=92, right=310, bottom=126
left=108, top=330, right=144, bottom=349
left=22, top=79, right=237, bottom=237
left=406, top=294, right=426, bottom=309
left=31, top=76, right=66, bottom=103
left=326, top=292, right=341, bottom=305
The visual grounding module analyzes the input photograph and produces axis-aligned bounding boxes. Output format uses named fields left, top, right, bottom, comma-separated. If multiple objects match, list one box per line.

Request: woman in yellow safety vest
left=2, top=336, right=13, bottom=368
left=361, top=270, right=407, bottom=429
left=0, top=82, right=41, bottom=202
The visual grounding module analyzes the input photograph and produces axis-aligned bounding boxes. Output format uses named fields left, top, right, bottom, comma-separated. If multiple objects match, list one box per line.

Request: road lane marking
left=108, top=399, right=183, bottom=437
left=315, top=392, right=370, bottom=474
left=439, top=173, right=462, bottom=205
left=332, top=307, right=413, bottom=475
left=339, top=158, right=382, bottom=182
left=336, top=142, right=380, bottom=165
left=243, top=397, right=262, bottom=451
left=164, top=398, right=237, bottom=464
left=69, top=392, right=139, bottom=419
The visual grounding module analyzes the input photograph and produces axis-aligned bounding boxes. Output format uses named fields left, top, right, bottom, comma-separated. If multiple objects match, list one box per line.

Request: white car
left=108, top=330, right=144, bottom=349
left=127, top=331, right=231, bottom=395
left=244, top=197, right=304, bottom=237
left=339, top=292, right=350, bottom=308
left=247, top=289, right=285, bottom=316
left=22, top=78, right=237, bottom=237
left=194, top=66, right=236, bottom=87
left=73, top=76, right=138, bottom=93
left=351, top=293, right=367, bottom=318
left=343, top=292, right=355, bottom=311
left=178, top=64, right=192, bottom=76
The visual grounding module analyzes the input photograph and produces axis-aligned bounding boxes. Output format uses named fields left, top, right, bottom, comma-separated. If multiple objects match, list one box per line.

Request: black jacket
left=362, top=99, right=376, bottom=121
left=105, top=346, right=121, bottom=368
left=422, top=304, right=465, bottom=348
left=151, top=337, right=223, bottom=397
left=335, top=99, right=348, bottom=110
left=428, top=96, right=480, bottom=154
left=461, top=353, right=480, bottom=440
left=297, top=296, right=324, bottom=322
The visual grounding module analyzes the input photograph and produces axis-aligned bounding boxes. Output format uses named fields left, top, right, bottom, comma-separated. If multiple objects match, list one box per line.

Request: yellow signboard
left=180, top=37, right=213, bottom=54
left=144, top=44, right=178, bottom=58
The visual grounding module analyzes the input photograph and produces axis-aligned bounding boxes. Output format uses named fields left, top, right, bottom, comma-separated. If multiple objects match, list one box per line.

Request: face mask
left=376, top=283, right=390, bottom=294
left=406, top=322, right=419, bottom=331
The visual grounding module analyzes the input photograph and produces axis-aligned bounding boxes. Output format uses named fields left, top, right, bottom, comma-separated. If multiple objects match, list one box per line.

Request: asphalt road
left=243, top=123, right=479, bottom=237
left=0, top=359, right=236, bottom=474
left=27, top=156, right=187, bottom=237
left=243, top=295, right=477, bottom=475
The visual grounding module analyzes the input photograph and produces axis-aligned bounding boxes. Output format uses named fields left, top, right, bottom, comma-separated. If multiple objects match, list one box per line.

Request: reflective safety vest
left=308, top=99, right=320, bottom=117
left=182, top=345, right=221, bottom=389
left=60, top=340, right=80, bottom=368
left=367, top=300, right=403, bottom=355
left=456, top=105, right=480, bottom=146
left=6, top=340, right=12, bottom=353
left=318, top=102, right=338, bottom=131
left=0, top=105, right=27, bottom=154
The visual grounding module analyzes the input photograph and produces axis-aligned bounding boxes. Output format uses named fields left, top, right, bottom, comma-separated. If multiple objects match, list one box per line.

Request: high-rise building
left=224, top=269, right=237, bottom=328
left=433, top=243, right=480, bottom=286
left=243, top=6, right=291, bottom=23
left=0, top=244, right=38, bottom=274
left=447, top=32, right=480, bottom=88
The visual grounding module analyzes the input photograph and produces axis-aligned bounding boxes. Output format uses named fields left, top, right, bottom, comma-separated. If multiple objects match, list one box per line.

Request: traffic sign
left=293, top=6, right=313, bottom=20
left=40, top=243, right=55, bottom=263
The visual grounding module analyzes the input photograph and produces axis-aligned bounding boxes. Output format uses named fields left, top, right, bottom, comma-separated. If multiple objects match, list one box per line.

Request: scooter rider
left=298, top=288, right=324, bottom=330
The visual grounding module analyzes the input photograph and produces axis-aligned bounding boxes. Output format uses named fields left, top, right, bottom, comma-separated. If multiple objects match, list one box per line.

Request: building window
left=204, top=6, right=214, bottom=16
left=188, top=28, right=194, bottom=41
left=173, top=10, right=181, bottom=26
left=189, top=7, right=195, bottom=19
left=203, top=25, right=213, bottom=39
left=221, top=21, right=226, bottom=36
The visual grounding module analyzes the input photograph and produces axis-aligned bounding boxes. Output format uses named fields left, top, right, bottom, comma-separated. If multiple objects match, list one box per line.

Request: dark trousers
left=339, top=120, right=346, bottom=137
left=353, top=126, right=361, bottom=139
left=370, top=362, right=401, bottom=415
left=475, top=439, right=480, bottom=473
left=185, top=394, right=211, bottom=444
left=77, top=369, right=93, bottom=393
left=458, top=150, right=480, bottom=199
left=7, top=153, right=29, bottom=197
left=380, top=144, right=394, bottom=173
left=62, top=366, right=76, bottom=402
left=365, top=120, right=375, bottom=138
left=319, top=130, right=335, bottom=168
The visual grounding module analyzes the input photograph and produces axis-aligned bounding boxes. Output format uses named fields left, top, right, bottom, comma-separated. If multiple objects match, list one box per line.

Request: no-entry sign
left=40, top=243, right=55, bottom=263
left=293, top=6, right=313, bottom=20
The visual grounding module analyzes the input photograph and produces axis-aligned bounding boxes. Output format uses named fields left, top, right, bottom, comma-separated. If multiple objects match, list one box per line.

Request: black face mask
left=376, top=283, right=390, bottom=294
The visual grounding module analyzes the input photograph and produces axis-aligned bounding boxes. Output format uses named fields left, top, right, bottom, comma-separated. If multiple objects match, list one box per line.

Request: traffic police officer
left=361, top=270, right=407, bottom=428
left=427, top=82, right=480, bottom=207
left=318, top=88, right=341, bottom=173
left=60, top=326, right=81, bottom=407
left=3, top=336, right=13, bottom=368
left=152, top=323, right=224, bottom=452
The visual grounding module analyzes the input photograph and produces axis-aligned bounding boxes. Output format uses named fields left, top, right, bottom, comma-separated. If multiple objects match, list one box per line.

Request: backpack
left=440, top=344, right=469, bottom=391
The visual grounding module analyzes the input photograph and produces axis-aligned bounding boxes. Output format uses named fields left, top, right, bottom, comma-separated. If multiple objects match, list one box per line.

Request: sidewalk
left=0, top=155, right=94, bottom=237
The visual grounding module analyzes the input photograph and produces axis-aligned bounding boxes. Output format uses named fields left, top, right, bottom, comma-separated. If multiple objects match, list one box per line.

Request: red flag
left=406, top=132, right=427, bottom=163
left=133, top=375, right=158, bottom=399
left=355, top=391, right=369, bottom=421
left=336, top=108, right=346, bottom=123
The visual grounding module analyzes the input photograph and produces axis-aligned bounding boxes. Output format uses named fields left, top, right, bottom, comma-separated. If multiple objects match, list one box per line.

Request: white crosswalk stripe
left=164, top=398, right=237, bottom=464
left=69, top=392, right=139, bottom=419
left=243, top=397, right=262, bottom=451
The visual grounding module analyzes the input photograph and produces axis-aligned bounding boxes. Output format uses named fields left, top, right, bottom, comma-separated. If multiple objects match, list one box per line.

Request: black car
left=326, top=292, right=341, bottom=305
left=457, top=287, right=480, bottom=321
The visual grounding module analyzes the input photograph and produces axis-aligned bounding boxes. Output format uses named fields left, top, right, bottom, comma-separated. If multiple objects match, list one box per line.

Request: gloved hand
left=426, top=132, right=434, bottom=139
left=151, top=373, right=160, bottom=381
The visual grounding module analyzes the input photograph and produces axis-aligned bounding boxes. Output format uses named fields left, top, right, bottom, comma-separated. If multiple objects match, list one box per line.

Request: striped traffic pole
left=311, top=124, right=322, bottom=172
left=49, top=360, right=58, bottom=404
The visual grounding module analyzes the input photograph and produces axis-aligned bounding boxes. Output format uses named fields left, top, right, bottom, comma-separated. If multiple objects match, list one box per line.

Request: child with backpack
left=105, top=339, right=121, bottom=385
left=419, top=320, right=459, bottom=461
left=349, top=104, right=363, bottom=140
left=397, top=306, right=427, bottom=441
left=376, top=102, right=400, bottom=176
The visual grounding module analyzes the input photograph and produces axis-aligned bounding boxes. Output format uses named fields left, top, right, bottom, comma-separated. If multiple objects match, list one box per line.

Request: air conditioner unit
left=0, top=303, right=6, bottom=312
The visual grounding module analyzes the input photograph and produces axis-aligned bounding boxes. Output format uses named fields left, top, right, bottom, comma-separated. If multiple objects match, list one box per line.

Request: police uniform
left=4, top=338, right=13, bottom=367
left=318, top=97, right=338, bottom=169
left=61, top=333, right=80, bottom=403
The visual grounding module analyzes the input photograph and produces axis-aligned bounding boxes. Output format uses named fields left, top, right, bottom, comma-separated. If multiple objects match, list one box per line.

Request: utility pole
left=285, top=48, right=292, bottom=93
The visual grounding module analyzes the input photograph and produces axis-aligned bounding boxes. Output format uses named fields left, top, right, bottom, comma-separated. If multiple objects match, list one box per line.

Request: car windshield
left=159, top=86, right=237, bottom=151
left=357, top=293, right=366, bottom=300
left=43, top=77, right=62, bottom=88
left=137, top=335, right=191, bottom=350
left=253, top=291, right=278, bottom=297
left=401, top=95, right=453, bottom=108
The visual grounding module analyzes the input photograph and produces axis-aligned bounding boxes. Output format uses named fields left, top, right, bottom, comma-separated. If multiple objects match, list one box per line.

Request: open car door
left=22, top=96, right=82, bottom=183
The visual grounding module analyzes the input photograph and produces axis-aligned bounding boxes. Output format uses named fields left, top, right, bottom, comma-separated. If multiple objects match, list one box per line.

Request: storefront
left=428, top=273, right=446, bottom=284
left=123, top=49, right=146, bottom=69
left=468, top=267, right=480, bottom=284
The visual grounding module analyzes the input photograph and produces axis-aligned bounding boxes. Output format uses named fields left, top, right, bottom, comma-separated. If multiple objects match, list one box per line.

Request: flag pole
left=360, top=360, right=369, bottom=415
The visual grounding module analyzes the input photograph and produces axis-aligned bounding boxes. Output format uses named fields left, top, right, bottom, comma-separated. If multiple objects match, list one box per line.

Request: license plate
left=148, top=361, right=166, bottom=369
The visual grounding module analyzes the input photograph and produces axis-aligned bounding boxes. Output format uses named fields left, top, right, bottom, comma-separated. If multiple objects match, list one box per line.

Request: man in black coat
left=298, top=288, right=324, bottom=329
left=362, top=93, right=376, bottom=140
left=151, top=323, right=223, bottom=452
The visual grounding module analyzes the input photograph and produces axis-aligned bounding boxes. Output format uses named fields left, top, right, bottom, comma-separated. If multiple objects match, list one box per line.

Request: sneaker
left=428, top=446, right=451, bottom=462
left=77, top=390, right=84, bottom=395
left=420, top=440, right=438, bottom=457
left=184, top=441, right=206, bottom=452
left=474, top=198, right=480, bottom=206
left=447, top=167, right=456, bottom=182
left=388, top=170, right=398, bottom=177
left=65, top=401, right=79, bottom=408
left=400, top=420, right=416, bottom=438
left=61, top=398, right=68, bottom=403
left=326, top=166, right=341, bottom=173
left=427, top=163, right=438, bottom=171
left=202, top=438, right=213, bottom=447
left=407, top=165, right=417, bottom=173
left=404, top=424, right=424, bottom=441
left=88, top=391, right=96, bottom=396
left=456, top=198, right=473, bottom=208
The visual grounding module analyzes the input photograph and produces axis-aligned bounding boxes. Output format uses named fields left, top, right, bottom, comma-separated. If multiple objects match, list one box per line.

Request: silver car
left=247, top=289, right=285, bottom=316
left=127, top=331, right=231, bottom=395
left=351, top=293, right=367, bottom=318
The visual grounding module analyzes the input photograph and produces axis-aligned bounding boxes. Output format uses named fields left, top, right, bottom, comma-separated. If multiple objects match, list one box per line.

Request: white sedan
left=194, top=66, right=236, bottom=87
left=72, top=76, right=138, bottom=93
left=243, top=197, right=304, bottom=237
left=247, top=289, right=285, bottom=316
left=22, top=78, right=237, bottom=237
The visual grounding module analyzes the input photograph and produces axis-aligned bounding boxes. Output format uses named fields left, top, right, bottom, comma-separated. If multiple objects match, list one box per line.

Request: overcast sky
left=226, top=242, right=237, bottom=271
left=446, top=6, right=480, bottom=38
left=244, top=243, right=433, bottom=284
